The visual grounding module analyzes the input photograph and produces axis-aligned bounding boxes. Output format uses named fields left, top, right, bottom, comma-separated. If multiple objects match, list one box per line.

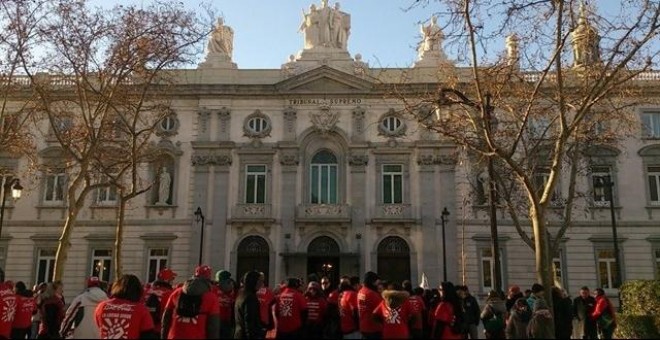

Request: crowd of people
left=0, top=265, right=618, bottom=339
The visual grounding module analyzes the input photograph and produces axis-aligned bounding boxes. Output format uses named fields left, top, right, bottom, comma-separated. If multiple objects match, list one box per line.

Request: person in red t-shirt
left=0, top=268, right=16, bottom=340
left=256, top=272, right=275, bottom=332
left=275, top=278, right=308, bottom=339
left=373, top=282, right=415, bottom=339
left=143, top=268, right=176, bottom=337
left=214, top=270, right=236, bottom=339
left=432, top=281, right=464, bottom=340
left=161, top=265, right=220, bottom=339
left=303, top=281, right=327, bottom=338
left=95, top=274, right=154, bottom=339
left=338, top=276, right=361, bottom=339
left=12, top=281, right=36, bottom=339
left=357, top=271, right=383, bottom=339
left=403, top=280, right=427, bottom=340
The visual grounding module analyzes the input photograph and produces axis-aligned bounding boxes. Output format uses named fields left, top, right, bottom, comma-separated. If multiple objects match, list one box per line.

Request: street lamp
left=194, top=207, right=205, bottom=265
left=441, top=207, right=450, bottom=282
left=435, top=89, right=502, bottom=294
left=0, top=177, right=23, bottom=240
left=594, top=177, right=622, bottom=290
left=321, top=263, right=333, bottom=278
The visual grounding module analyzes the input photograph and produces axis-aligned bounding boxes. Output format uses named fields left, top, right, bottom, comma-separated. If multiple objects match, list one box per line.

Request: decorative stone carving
left=436, top=153, right=458, bottom=165
left=311, top=104, right=339, bottom=134
left=304, top=204, right=343, bottom=216
left=281, top=55, right=301, bottom=77
left=351, top=106, right=365, bottom=138
left=155, top=109, right=180, bottom=138
left=283, top=106, right=297, bottom=138
left=197, top=109, right=211, bottom=138
left=214, top=154, right=232, bottom=166
left=243, top=110, right=272, bottom=139
left=199, top=18, right=237, bottom=69
left=243, top=205, right=265, bottom=215
left=217, top=107, right=231, bottom=140
left=571, top=2, right=601, bottom=69
left=383, top=204, right=405, bottom=216
left=280, top=151, right=299, bottom=166
left=348, top=153, right=368, bottom=167
left=353, top=53, right=368, bottom=75
left=417, top=154, right=435, bottom=166
left=299, top=1, right=351, bottom=50
left=191, top=153, right=232, bottom=166
left=156, top=167, right=171, bottom=205
left=192, top=154, right=213, bottom=166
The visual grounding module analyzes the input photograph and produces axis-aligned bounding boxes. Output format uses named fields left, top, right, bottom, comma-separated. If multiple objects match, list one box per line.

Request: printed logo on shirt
left=100, top=302, right=136, bottom=339
left=1, top=297, right=16, bottom=323
left=385, top=306, right=402, bottom=325
left=279, top=296, right=294, bottom=317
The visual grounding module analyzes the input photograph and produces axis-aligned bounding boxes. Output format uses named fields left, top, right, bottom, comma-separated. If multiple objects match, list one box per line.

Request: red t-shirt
left=0, top=282, right=16, bottom=338
left=95, top=298, right=154, bottom=339
left=339, top=290, right=358, bottom=334
left=257, top=287, right=275, bottom=326
left=373, top=299, right=413, bottom=339
left=164, top=286, right=220, bottom=339
left=13, top=295, right=36, bottom=329
left=327, top=289, right=339, bottom=305
left=305, top=295, right=327, bottom=324
left=433, top=302, right=462, bottom=340
left=357, top=287, right=383, bottom=333
left=408, top=295, right=426, bottom=330
left=216, top=288, right=236, bottom=322
left=275, top=287, right=307, bottom=333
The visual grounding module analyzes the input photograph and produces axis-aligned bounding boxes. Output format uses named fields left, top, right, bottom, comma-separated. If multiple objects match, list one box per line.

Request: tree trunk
left=530, top=204, right=556, bottom=335
left=53, top=206, right=79, bottom=281
left=113, top=198, right=126, bottom=280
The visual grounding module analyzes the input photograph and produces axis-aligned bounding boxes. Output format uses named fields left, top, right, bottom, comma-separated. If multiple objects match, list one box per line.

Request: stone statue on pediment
left=199, top=17, right=237, bottom=69
left=414, top=15, right=448, bottom=67
left=299, top=1, right=351, bottom=50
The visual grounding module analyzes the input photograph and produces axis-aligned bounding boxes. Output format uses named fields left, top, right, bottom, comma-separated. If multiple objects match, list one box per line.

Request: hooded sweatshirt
left=61, top=286, right=108, bottom=339
left=526, top=299, right=554, bottom=339
left=373, top=290, right=413, bottom=339
left=162, top=277, right=220, bottom=339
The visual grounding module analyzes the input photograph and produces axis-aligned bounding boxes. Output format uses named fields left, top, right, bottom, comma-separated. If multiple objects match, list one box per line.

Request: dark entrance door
left=377, top=236, right=411, bottom=284
left=306, top=236, right=340, bottom=285
left=236, top=236, right=270, bottom=284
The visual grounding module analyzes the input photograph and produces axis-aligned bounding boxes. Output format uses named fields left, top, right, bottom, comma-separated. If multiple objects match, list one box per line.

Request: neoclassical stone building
left=1, top=1, right=659, bottom=301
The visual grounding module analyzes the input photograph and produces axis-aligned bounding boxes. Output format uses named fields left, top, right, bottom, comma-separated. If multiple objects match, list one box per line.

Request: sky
left=88, top=0, right=637, bottom=70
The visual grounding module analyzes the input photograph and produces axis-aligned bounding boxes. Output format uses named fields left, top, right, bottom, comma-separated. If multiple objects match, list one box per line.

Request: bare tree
left=400, top=0, right=660, bottom=308
left=21, top=0, right=210, bottom=281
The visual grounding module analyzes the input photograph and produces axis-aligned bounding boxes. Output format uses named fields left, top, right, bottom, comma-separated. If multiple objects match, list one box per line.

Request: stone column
left=210, top=151, right=232, bottom=271
left=278, top=144, right=299, bottom=280
left=349, top=150, right=368, bottom=276
left=190, top=155, right=211, bottom=270
left=217, top=107, right=231, bottom=141
left=417, top=151, right=440, bottom=286
left=283, top=107, right=297, bottom=141
left=197, top=108, right=212, bottom=141
left=351, top=107, right=366, bottom=143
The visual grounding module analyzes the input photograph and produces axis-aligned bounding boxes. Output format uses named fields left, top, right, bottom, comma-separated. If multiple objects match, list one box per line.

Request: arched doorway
left=377, top=236, right=411, bottom=284
left=236, top=236, right=270, bottom=284
left=307, top=236, right=340, bottom=284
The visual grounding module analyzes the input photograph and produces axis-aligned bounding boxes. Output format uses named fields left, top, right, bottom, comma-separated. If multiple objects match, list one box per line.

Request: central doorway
left=306, top=236, right=340, bottom=285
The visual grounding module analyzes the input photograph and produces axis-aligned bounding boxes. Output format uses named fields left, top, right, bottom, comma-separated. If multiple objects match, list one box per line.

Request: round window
left=160, top=116, right=176, bottom=131
left=248, top=117, right=268, bottom=133
left=382, top=116, right=402, bottom=132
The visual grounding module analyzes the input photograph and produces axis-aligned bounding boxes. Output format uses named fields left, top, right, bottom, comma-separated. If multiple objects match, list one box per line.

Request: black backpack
left=176, top=292, right=203, bottom=318
left=145, top=293, right=162, bottom=323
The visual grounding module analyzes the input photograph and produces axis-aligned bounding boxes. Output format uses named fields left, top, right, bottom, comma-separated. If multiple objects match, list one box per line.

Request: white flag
left=419, top=272, right=430, bottom=290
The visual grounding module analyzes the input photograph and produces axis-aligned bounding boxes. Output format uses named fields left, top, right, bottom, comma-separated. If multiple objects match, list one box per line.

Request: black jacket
left=462, top=294, right=481, bottom=326
left=234, top=290, right=265, bottom=339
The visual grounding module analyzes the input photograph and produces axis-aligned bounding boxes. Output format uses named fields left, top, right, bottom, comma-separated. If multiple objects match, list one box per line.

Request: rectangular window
left=245, top=165, right=266, bottom=204
left=90, top=249, right=112, bottom=282
left=97, top=185, right=117, bottom=204
left=480, top=247, right=504, bottom=292
left=655, top=248, right=660, bottom=280
left=591, top=166, right=613, bottom=206
left=648, top=166, right=660, bottom=205
left=147, top=248, right=169, bottom=283
left=310, top=164, right=338, bottom=204
left=383, top=165, right=403, bottom=204
left=642, top=111, right=660, bottom=138
left=36, top=249, right=56, bottom=284
left=44, top=172, right=66, bottom=203
left=0, top=246, right=5, bottom=269
left=597, top=249, right=620, bottom=289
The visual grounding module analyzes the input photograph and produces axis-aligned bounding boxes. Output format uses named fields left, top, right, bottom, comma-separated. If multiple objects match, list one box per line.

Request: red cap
left=194, top=265, right=212, bottom=279
left=87, top=276, right=100, bottom=287
left=157, top=268, right=177, bottom=282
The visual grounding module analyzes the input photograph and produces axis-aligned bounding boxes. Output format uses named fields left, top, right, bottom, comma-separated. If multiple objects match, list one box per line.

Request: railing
left=523, top=70, right=660, bottom=82
left=372, top=204, right=414, bottom=220
left=296, top=204, right=351, bottom=221
left=231, top=204, right=272, bottom=220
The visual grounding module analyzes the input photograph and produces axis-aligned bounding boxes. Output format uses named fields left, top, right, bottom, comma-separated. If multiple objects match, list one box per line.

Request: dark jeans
left=276, top=329, right=302, bottom=339
left=361, top=331, right=382, bottom=339
left=219, top=320, right=234, bottom=339
left=11, top=327, right=32, bottom=340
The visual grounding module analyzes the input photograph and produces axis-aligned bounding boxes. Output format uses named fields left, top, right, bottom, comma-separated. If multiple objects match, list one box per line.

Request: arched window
left=310, top=150, right=338, bottom=204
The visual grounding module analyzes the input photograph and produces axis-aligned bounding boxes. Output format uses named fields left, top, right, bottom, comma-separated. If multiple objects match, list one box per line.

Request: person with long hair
left=431, top=281, right=464, bottom=339
left=37, top=281, right=65, bottom=339
left=94, top=274, right=155, bottom=339
left=234, top=270, right=266, bottom=339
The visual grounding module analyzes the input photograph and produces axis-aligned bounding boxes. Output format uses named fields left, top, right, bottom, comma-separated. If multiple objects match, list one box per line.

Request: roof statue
left=299, top=0, right=350, bottom=50
left=199, top=17, right=237, bottom=69
left=571, top=1, right=601, bottom=70
left=414, top=15, right=449, bottom=68
left=506, top=33, right=520, bottom=69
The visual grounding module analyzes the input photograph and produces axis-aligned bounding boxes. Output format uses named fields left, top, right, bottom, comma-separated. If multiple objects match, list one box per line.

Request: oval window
left=160, top=116, right=176, bottom=131
left=382, top=116, right=402, bottom=132
left=248, top=117, right=268, bottom=133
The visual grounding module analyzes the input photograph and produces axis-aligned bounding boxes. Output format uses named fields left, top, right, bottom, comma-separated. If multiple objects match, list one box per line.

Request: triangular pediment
left=275, top=65, right=374, bottom=93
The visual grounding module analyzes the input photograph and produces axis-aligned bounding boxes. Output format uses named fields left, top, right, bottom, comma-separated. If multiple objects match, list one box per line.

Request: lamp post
left=441, top=207, right=450, bottom=282
left=594, top=177, right=622, bottom=290
left=436, top=89, right=502, bottom=294
left=0, top=177, right=23, bottom=240
left=194, top=207, right=205, bottom=265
